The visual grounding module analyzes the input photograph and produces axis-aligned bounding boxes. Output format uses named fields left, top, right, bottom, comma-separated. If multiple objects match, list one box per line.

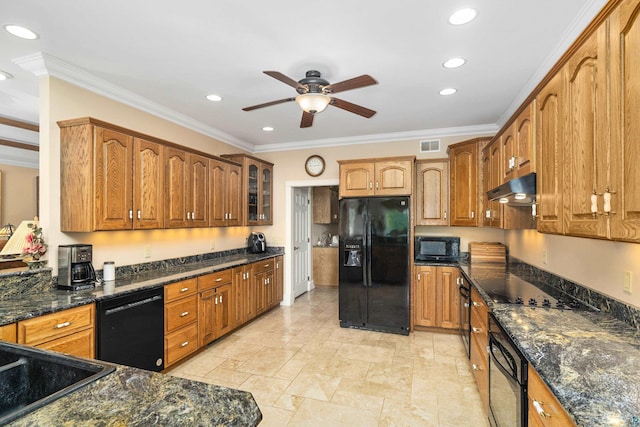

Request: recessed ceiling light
left=449, top=8, right=477, bottom=25
left=4, top=24, right=38, bottom=40
left=206, top=94, right=222, bottom=102
left=262, top=126, right=274, bottom=132
left=0, top=71, right=13, bottom=81
left=443, top=58, right=466, bottom=69
left=439, top=88, right=457, bottom=96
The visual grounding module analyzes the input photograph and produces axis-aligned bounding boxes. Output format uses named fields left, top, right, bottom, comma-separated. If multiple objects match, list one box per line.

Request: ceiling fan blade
left=330, top=98, right=376, bottom=118
left=242, top=97, right=295, bottom=111
left=264, top=71, right=307, bottom=92
left=324, top=75, right=377, bottom=94
left=300, top=111, right=314, bottom=128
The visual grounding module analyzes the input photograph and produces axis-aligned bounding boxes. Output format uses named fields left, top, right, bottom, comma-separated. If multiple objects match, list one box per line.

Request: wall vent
left=420, top=139, right=441, bottom=153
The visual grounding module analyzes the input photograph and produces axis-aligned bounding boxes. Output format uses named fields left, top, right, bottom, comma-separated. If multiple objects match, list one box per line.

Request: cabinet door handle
left=369, top=182, right=373, bottom=189
left=220, top=295, right=223, bottom=304
left=179, top=311, right=189, bottom=317
left=187, top=211, right=191, bottom=220
left=54, top=321, right=71, bottom=329
left=533, top=400, right=551, bottom=419
left=129, top=210, right=133, bottom=220
left=444, top=210, right=447, bottom=220
left=471, top=210, right=475, bottom=219
left=472, top=301, right=483, bottom=307
left=472, top=327, right=483, bottom=333
left=376, top=181, right=379, bottom=189
left=137, top=210, right=141, bottom=220
left=417, top=273, right=421, bottom=281
left=180, top=341, right=190, bottom=348
left=215, top=296, right=218, bottom=304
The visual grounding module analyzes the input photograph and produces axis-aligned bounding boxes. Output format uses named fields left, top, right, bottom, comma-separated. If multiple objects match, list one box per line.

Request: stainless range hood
left=487, top=172, right=536, bottom=206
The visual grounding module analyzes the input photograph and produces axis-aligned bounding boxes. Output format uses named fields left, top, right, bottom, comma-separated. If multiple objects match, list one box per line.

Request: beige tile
left=208, top=341, right=264, bottom=361
left=237, top=346, right=297, bottom=377
left=168, top=353, right=226, bottom=376
left=255, top=405, right=294, bottom=427
left=288, top=398, right=379, bottom=427
left=335, top=342, right=395, bottom=364
left=284, top=371, right=341, bottom=401
left=274, top=358, right=308, bottom=381
left=304, top=356, right=371, bottom=380
left=379, top=398, right=439, bottom=427
left=203, top=366, right=252, bottom=386
left=273, top=393, right=306, bottom=412
left=330, top=389, right=384, bottom=413
left=238, top=374, right=291, bottom=406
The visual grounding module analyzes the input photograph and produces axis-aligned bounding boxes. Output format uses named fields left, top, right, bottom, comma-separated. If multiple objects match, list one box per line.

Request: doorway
left=283, top=178, right=339, bottom=306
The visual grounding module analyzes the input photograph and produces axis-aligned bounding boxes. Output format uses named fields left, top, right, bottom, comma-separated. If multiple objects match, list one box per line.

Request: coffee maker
left=58, top=244, right=97, bottom=290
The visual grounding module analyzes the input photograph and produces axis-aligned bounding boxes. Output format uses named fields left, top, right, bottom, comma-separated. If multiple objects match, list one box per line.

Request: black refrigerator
left=339, top=196, right=410, bottom=335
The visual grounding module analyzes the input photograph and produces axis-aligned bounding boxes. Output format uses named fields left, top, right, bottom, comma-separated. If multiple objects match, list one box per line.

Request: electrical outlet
left=210, top=240, right=215, bottom=251
left=543, top=250, right=548, bottom=265
left=144, top=245, right=151, bottom=259
left=624, top=271, right=632, bottom=294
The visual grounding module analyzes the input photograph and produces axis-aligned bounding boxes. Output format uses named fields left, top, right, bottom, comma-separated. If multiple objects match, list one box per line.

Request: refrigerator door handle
left=366, top=215, right=373, bottom=287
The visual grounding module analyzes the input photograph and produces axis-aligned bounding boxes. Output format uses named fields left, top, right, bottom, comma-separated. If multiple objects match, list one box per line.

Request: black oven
left=414, top=236, right=460, bottom=262
left=488, top=312, right=528, bottom=427
left=458, top=275, right=471, bottom=358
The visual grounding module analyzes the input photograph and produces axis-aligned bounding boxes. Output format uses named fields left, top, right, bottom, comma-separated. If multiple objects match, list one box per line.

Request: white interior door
left=293, top=187, right=310, bottom=297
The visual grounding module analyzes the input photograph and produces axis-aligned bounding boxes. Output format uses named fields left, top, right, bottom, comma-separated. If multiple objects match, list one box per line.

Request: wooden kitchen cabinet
left=482, top=140, right=502, bottom=228
left=209, top=158, right=243, bottom=227
left=338, top=156, right=414, bottom=198
left=502, top=104, right=534, bottom=182
left=165, top=148, right=209, bottom=228
left=313, top=247, right=338, bottom=286
left=313, top=186, right=339, bottom=224
left=470, top=286, right=489, bottom=411
left=232, top=264, right=254, bottom=326
left=275, top=256, right=284, bottom=304
left=536, top=72, right=565, bottom=235
left=17, top=304, right=95, bottom=359
left=563, top=23, right=610, bottom=239
left=448, top=138, right=490, bottom=227
left=198, top=269, right=233, bottom=347
left=254, top=259, right=275, bottom=315
left=528, top=365, right=577, bottom=427
left=415, top=160, right=449, bottom=226
left=414, top=266, right=459, bottom=330
left=59, top=119, right=165, bottom=231
left=0, top=323, right=16, bottom=343
left=164, top=278, right=198, bottom=367
left=223, top=154, right=273, bottom=225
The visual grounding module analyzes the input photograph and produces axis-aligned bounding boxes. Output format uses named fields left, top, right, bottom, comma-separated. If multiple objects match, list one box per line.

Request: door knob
left=294, top=246, right=300, bottom=250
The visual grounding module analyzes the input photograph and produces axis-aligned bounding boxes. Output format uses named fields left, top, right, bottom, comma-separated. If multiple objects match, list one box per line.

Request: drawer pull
left=219, top=295, right=223, bottom=304
left=533, top=400, right=551, bottom=419
left=472, top=364, right=483, bottom=371
left=264, top=264, right=269, bottom=268
left=179, top=311, right=189, bottom=317
left=54, top=321, right=72, bottom=329
left=216, top=278, right=222, bottom=282
left=473, top=301, right=483, bottom=307
left=180, top=341, right=190, bottom=348
left=180, top=287, right=190, bottom=292
left=472, top=327, right=483, bottom=333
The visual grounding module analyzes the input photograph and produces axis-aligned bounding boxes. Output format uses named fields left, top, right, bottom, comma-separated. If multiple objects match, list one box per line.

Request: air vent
left=420, top=139, right=440, bottom=153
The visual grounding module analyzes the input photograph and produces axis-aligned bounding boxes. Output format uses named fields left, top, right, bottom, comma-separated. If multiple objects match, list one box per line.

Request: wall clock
left=305, top=155, right=325, bottom=177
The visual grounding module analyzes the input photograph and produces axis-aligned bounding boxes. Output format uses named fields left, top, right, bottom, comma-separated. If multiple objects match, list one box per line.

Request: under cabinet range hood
left=487, top=172, right=536, bottom=206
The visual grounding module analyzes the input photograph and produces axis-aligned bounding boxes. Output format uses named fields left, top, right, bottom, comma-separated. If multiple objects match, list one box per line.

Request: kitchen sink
left=0, top=341, right=115, bottom=424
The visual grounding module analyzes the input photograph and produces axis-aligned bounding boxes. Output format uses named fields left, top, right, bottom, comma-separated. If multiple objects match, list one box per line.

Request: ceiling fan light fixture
left=0, top=71, right=13, bottom=81
left=206, top=94, right=223, bottom=102
left=296, top=93, right=331, bottom=114
left=262, top=126, right=274, bottom=132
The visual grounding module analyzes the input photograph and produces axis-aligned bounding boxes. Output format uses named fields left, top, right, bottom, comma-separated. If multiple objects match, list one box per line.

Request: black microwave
left=414, top=236, right=460, bottom=262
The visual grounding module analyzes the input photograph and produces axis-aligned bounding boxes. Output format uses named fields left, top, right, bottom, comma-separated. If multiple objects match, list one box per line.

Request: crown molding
left=253, top=123, right=499, bottom=153
left=0, top=146, right=39, bottom=168
left=13, top=52, right=254, bottom=152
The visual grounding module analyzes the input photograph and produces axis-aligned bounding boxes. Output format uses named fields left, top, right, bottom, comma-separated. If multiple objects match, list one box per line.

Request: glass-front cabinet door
left=247, top=162, right=260, bottom=224
left=261, top=165, right=272, bottom=223
left=222, top=153, right=273, bottom=226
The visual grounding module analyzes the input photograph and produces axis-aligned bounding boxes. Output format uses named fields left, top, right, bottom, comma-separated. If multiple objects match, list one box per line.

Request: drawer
left=470, top=303, right=488, bottom=339
left=18, top=304, right=95, bottom=346
left=198, top=269, right=232, bottom=291
left=470, top=329, right=489, bottom=410
left=528, top=365, right=577, bottom=427
left=471, top=287, right=489, bottom=328
left=165, top=278, right=197, bottom=302
left=0, top=323, right=17, bottom=343
left=164, top=295, right=198, bottom=333
left=36, top=328, right=95, bottom=359
left=253, top=259, right=274, bottom=274
left=165, top=323, right=198, bottom=367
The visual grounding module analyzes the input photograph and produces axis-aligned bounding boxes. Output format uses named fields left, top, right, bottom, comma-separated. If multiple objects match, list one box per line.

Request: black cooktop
left=475, top=273, right=583, bottom=310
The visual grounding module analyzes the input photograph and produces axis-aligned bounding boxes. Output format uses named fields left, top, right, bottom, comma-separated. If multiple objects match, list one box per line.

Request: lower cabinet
left=254, top=259, right=275, bottom=315
left=313, top=247, right=338, bottom=286
left=17, top=304, right=95, bottom=359
left=233, top=264, right=255, bottom=325
left=164, top=278, right=198, bottom=368
left=198, top=269, right=233, bottom=347
left=528, top=365, right=577, bottom=427
left=414, top=265, right=460, bottom=329
left=0, top=323, right=17, bottom=343
left=470, top=286, right=489, bottom=411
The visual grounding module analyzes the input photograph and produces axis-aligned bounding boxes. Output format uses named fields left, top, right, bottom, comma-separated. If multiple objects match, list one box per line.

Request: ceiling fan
left=242, top=70, right=378, bottom=128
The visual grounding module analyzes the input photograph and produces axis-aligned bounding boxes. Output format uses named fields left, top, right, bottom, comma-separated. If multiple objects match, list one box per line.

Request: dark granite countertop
left=8, top=365, right=262, bottom=426
left=0, top=251, right=282, bottom=326
left=459, top=264, right=640, bottom=427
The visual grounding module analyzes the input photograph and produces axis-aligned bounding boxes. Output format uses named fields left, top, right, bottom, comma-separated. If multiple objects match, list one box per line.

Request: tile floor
left=167, top=287, right=489, bottom=426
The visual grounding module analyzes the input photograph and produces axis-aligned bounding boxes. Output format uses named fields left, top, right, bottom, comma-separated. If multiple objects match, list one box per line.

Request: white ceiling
left=0, top=0, right=607, bottom=163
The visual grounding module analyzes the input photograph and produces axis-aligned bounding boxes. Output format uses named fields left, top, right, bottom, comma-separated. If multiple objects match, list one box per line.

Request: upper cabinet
left=209, top=158, right=242, bottom=227
left=502, top=104, right=535, bottom=183
left=313, top=186, right=339, bottom=224
left=338, top=157, right=414, bottom=198
left=415, top=160, right=449, bottom=226
left=223, top=154, right=274, bottom=226
left=482, top=140, right=502, bottom=228
left=165, top=148, right=209, bottom=228
left=448, top=138, right=489, bottom=227
left=536, top=73, right=565, bottom=235
left=60, top=119, right=164, bottom=232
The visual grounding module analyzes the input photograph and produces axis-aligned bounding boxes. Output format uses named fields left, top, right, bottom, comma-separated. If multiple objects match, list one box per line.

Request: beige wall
left=0, top=165, right=39, bottom=227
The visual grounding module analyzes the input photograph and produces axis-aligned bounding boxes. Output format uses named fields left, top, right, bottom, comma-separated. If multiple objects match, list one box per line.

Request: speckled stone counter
left=8, top=365, right=262, bottom=426
left=460, top=264, right=640, bottom=427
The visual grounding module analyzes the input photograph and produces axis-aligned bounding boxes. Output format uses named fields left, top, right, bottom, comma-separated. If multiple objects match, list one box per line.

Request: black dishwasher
left=96, top=287, right=164, bottom=371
